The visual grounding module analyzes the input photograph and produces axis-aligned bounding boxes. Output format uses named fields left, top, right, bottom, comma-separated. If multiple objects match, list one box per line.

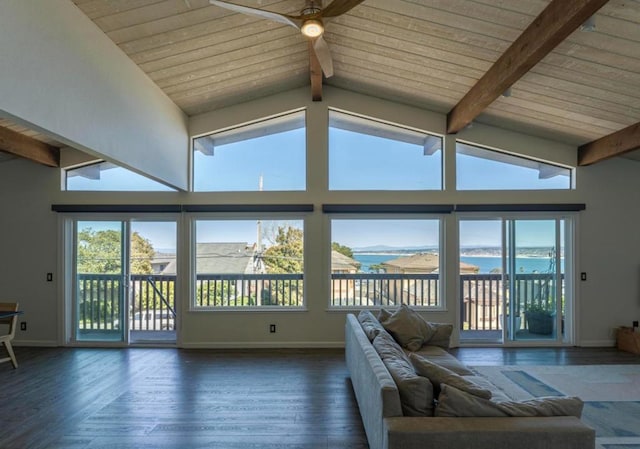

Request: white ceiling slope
left=0, top=0, right=189, bottom=189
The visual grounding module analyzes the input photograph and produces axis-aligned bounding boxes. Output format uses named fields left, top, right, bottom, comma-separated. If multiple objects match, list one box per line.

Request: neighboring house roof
left=331, top=250, right=361, bottom=271
left=151, top=243, right=259, bottom=275
left=151, top=252, right=175, bottom=265
left=197, top=242, right=257, bottom=274
left=382, top=253, right=479, bottom=274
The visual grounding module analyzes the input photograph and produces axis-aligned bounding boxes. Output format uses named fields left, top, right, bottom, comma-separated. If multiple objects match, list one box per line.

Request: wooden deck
left=0, top=346, right=638, bottom=449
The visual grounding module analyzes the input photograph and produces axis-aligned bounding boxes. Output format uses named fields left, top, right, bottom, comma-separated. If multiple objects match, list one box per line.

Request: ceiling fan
left=210, top=0, right=365, bottom=98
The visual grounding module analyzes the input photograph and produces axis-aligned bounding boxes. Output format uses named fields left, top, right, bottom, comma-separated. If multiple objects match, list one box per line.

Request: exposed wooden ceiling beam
left=446, top=0, right=610, bottom=134
left=0, top=125, right=60, bottom=167
left=309, top=41, right=322, bottom=102
left=578, top=122, right=640, bottom=166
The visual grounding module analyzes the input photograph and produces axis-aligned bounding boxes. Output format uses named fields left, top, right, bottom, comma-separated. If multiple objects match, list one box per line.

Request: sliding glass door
left=129, top=221, right=177, bottom=344
left=72, top=219, right=177, bottom=344
left=459, top=216, right=572, bottom=345
left=75, top=221, right=127, bottom=342
left=508, top=219, right=564, bottom=343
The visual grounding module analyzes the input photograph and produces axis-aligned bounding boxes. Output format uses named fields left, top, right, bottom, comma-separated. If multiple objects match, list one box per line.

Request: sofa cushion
left=379, top=304, right=436, bottom=352
left=409, top=353, right=492, bottom=399
left=372, top=331, right=434, bottom=417
left=461, top=375, right=511, bottom=402
left=413, top=345, right=473, bottom=376
left=435, top=384, right=584, bottom=418
left=357, top=310, right=386, bottom=341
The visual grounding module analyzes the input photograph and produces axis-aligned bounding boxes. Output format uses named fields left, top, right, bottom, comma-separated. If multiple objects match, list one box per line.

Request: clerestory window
left=456, top=142, right=572, bottom=190
left=65, top=161, right=175, bottom=191
left=192, top=111, right=306, bottom=192
left=329, top=110, right=442, bottom=191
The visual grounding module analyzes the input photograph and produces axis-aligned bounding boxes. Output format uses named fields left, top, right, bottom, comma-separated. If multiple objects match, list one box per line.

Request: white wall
left=0, top=159, right=60, bottom=345
left=577, top=159, right=640, bottom=345
left=0, top=0, right=188, bottom=190
left=2, top=87, right=639, bottom=347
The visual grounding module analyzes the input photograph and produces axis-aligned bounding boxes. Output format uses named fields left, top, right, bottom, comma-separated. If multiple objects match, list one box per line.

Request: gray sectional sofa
left=345, top=310, right=595, bottom=449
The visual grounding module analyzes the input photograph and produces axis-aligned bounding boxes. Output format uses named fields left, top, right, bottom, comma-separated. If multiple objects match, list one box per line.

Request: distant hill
left=352, top=245, right=437, bottom=253
left=352, top=245, right=558, bottom=257
left=460, top=247, right=557, bottom=257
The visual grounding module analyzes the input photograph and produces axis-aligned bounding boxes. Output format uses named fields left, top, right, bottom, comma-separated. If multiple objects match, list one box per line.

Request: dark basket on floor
left=526, top=312, right=554, bottom=335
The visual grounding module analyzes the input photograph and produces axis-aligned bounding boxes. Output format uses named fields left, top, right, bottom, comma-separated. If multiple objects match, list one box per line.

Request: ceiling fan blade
left=312, top=36, right=334, bottom=78
left=209, top=0, right=301, bottom=29
left=321, top=0, right=365, bottom=18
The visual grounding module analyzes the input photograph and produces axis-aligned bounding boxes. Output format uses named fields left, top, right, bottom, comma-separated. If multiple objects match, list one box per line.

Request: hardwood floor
left=450, top=346, right=640, bottom=366
left=1, top=346, right=638, bottom=449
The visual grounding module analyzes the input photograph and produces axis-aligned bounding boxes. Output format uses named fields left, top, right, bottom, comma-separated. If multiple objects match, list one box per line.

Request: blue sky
left=329, top=129, right=442, bottom=190
left=332, top=219, right=439, bottom=248
left=194, top=129, right=306, bottom=191
left=67, top=163, right=175, bottom=191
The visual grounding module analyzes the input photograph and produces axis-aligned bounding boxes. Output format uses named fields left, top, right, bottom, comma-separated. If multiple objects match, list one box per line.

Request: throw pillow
left=357, top=310, right=386, bottom=341
left=379, top=304, right=436, bottom=352
left=435, top=384, right=584, bottom=418
left=427, top=322, right=453, bottom=349
left=409, top=353, right=492, bottom=399
left=377, top=308, right=392, bottom=322
left=372, top=331, right=434, bottom=416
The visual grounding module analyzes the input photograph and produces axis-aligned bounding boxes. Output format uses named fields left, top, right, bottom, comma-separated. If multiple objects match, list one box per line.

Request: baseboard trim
left=579, top=339, right=616, bottom=347
left=13, top=340, right=59, bottom=347
left=180, top=341, right=345, bottom=349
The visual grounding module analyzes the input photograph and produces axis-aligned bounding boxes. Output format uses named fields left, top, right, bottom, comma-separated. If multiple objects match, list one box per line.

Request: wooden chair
left=0, top=302, right=19, bottom=369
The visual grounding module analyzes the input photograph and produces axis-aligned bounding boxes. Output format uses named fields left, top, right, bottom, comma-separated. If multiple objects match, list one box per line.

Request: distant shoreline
left=354, top=251, right=561, bottom=259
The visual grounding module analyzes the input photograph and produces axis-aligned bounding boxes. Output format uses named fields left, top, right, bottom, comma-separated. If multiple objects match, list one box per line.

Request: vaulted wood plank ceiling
left=5, top=0, right=640, bottom=166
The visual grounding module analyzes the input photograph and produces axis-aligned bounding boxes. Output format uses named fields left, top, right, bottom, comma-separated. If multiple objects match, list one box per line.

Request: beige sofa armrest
left=384, top=416, right=595, bottom=449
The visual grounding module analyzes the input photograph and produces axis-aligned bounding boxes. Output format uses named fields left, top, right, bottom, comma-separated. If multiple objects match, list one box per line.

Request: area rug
left=470, top=364, right=640, bottom=449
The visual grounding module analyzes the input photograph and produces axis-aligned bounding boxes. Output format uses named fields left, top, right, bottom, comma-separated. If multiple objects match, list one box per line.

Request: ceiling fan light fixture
left=301, top=19, right=324, bottom=38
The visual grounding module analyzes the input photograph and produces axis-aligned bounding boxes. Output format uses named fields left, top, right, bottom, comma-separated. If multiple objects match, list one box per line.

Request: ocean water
left=353, top=253, right=560, bottom=274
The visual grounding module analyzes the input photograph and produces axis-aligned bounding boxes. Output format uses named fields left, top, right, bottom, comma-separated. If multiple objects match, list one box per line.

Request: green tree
left=76, top=228, right=156, bottom=328
left=332, top=241, right=354, bottom=258
left=77, top=228, right=155, bottom=274
left=262, top=226, right=303, bottom=274
left=261, top=226, right=304, bottom=306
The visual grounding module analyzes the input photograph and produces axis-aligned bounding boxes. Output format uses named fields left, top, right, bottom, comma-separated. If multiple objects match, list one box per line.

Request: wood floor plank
left=0, top=346, right=637, bottom=449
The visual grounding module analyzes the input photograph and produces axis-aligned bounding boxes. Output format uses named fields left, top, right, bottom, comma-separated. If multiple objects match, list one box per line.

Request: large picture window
left=193, top=111, right=306, bottom=192
left=193, top=218, right=304, bottom=308
left=329, top=218, right=442, bottom=308
left=329, top=110, right=442, bottom=190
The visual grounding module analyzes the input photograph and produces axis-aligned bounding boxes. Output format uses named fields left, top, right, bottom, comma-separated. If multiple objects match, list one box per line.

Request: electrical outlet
left=633, top=321, right=639, bottom=328
left=46, top=272, right=53, bottom=282
left=269, top=324, right=276, bottom=333
left=580, top=272, right=587, bottom=281
left=20, top=322, right=26, bottom=331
